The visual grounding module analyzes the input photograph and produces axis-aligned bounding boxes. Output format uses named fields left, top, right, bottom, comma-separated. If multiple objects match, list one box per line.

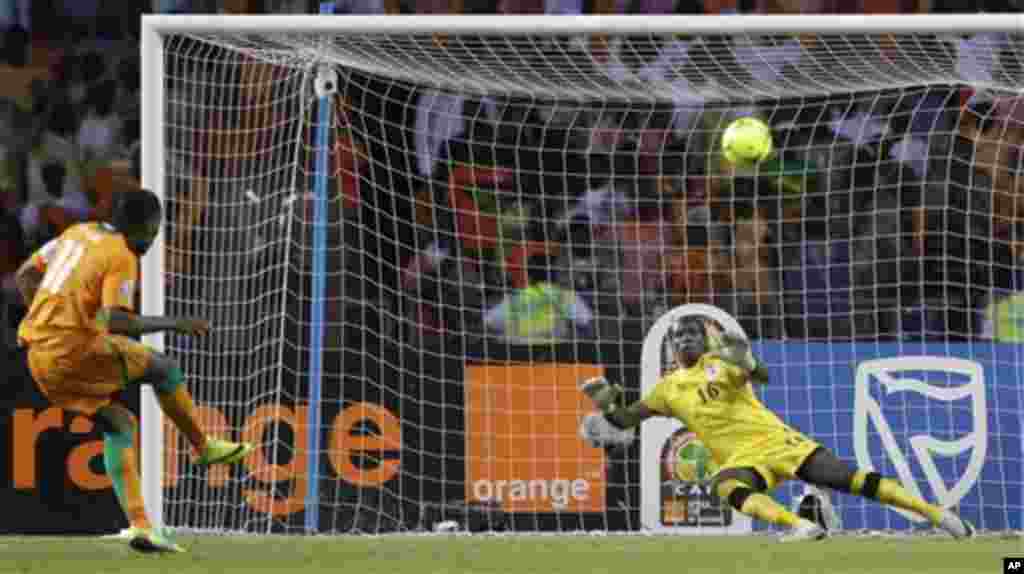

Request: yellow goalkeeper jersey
left=641, top=354, right=800, bottom=466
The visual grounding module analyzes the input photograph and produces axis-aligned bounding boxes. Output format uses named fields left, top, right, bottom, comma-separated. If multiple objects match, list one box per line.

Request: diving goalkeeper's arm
left=580, top=377, right=656, bottom=429
left=578, top=377, right=655, bottom=448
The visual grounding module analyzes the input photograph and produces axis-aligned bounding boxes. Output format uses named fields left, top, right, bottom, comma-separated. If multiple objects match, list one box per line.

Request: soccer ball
left=721, top=116, right=774, bottom=165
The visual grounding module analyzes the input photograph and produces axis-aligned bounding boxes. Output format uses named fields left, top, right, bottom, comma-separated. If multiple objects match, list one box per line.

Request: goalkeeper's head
left=667, top=315, right=709, bottom=367
left=112, top=187, right=162, bottom=256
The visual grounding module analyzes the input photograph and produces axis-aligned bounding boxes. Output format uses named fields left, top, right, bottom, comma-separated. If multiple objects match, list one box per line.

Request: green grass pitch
left=0, top=533, right=1020, bottom=574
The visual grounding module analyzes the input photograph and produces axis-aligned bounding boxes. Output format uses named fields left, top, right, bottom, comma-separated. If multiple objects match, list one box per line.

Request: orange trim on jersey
left=32, top=253, right=47, bottom=273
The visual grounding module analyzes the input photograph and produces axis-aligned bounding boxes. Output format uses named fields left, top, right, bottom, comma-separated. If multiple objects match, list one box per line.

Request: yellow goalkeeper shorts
left=715, top=431, right=821, bottom=491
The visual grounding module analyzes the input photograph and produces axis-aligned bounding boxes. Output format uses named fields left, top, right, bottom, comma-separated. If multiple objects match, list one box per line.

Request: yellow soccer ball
left=721, top=116, right=774, bottom=165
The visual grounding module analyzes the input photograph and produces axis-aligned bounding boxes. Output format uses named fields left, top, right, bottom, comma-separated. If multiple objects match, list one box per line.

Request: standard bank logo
left=853, top=357, right=987, bottom=522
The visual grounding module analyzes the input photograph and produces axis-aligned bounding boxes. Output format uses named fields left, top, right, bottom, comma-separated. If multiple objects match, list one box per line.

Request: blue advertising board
left=752, top=341, right=1022, bottom=532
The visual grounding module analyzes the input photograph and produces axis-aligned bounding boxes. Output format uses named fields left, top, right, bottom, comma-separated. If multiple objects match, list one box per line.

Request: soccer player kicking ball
left=579, top=315, right=975, bottom=542
left=14, top=189, right=254, bottom=554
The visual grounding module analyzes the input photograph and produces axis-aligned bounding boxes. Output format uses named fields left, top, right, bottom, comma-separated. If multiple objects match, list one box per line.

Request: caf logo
left=661, top=428, right=719, bottom=483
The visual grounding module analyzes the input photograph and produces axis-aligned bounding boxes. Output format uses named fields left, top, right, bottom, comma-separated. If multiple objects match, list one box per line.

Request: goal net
left=141, top=15, right=1023, bottom=535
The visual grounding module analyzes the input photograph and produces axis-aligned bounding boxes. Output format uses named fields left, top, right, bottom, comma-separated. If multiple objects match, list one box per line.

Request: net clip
left=314, top=64, right=339, bottom=98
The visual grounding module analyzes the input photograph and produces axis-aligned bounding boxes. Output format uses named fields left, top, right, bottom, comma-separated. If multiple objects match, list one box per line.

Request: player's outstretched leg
left=713, top=469, right=826, bottom=542
left=795, top=448, right=974, bottom=539
left=146, top=353, right=254, bottom=466
left=96, top=404, right=185, bottom=554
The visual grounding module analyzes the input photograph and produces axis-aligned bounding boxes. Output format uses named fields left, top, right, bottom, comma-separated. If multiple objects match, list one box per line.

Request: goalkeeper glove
left=579, top=376, right=624, bottom=415
left=707, top=331, right=769, bottom=382
left=579, top=412, right=635, bottom=449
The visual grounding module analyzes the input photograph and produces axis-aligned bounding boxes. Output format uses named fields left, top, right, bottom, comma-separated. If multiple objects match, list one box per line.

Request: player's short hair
left=111, top=188, right=162, bottom=232
left=669, top=314, right=706, bottom=339
left=676, top=314, right=704, bottom=329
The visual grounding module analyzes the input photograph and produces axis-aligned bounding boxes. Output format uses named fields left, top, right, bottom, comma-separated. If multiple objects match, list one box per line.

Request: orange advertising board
left=465, top=364, right=607, bottom=513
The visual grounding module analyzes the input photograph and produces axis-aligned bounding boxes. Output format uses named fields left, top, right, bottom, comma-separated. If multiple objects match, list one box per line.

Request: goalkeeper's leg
left=795, top=447, right=974, bottom=539
left=145, top=353, right=253, bottom=466
left=713, top=468, right=805, bottom=529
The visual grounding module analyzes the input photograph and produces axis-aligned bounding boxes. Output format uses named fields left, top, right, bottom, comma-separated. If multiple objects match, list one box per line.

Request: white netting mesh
left=150, top=21, right=1023, bottom=535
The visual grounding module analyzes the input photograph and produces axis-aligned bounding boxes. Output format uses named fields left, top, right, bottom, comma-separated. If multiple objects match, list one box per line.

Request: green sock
left=103, top=430, right=150, bottom=528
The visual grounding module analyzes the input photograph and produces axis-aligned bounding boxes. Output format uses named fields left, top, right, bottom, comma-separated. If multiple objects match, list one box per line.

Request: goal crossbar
left=141, top=13, right=1024, bottom=36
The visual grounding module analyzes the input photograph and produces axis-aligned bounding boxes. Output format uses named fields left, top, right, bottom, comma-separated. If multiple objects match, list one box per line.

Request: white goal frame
left=139, top=13, right=1024, bottom=530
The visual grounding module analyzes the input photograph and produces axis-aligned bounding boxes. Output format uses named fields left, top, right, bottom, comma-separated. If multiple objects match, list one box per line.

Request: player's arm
left=14, top=256, right=44, bottom=306
left=97, top=308, right=209, bottom=337
left=96, top=251, right=209, bottom=337
left=580, top=376, right=661, bottom=429
left=606, top=400, right=657, bottom=429
left=578, top=377, right=659, bottom=449
left=13, top=239, right=62, bottom=306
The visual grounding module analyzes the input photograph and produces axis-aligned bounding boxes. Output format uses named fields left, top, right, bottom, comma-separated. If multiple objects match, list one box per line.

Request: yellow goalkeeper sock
left=718, top=479, right=802, bottom=528
left=157, top=385, right=207, bottom=454
left=739, top=493, right=803, bottom=528
left=851, top=471, right=943, bottom=524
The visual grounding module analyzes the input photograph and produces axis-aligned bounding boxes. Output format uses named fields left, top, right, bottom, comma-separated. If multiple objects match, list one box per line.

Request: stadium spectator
left=0, top=0, right=29, bottom=33
left=603, top=212, right=674, bottom=317
left=402, top=157, right=520, bottom=337
left=714, top=202, right=784, bottom=339
left=77, top=79, right=120, bottom=165
left=330, top=0, right=393, bottom=12
left=0, top=163, right=23, bottom=276
left=114, top=58, right=140, bottom=117
left=414, top=0, right=459, bottom=12
left=483, top=279, right=595, bottom=343
left=414, top=91, right=482, bottom=180
left=903, top=94, right=1022, bottom=340
left=0, top=176, right=24, bottom=348
left=157, top=0, right=224, bottom=13
left=404, top=95, right=547, bottom=288
left=21, top=98, right=90, bottom=247
left=595, top=34, right=707, bottom=138
left=1, top=24, right=26, bottom=68
left=979, top=268, right=1024, bottom=342
left=752, top=0, right=840, bottom=11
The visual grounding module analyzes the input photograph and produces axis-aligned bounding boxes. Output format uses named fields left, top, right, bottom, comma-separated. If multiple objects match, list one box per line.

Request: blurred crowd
left=1, top=0, right=1023, bottom=356
left=398, top=78, right=1024, bottom=346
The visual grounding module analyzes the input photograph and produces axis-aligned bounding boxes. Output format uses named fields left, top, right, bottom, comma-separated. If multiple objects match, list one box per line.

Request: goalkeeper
left=580, top=315, right=974, bottom=542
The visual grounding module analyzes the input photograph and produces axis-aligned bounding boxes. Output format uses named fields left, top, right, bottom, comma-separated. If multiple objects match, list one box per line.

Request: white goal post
left=140, top=14, right=1023, bottom=535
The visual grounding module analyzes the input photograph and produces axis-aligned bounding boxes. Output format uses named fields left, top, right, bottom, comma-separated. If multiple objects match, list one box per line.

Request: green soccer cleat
left=195, top=438, right=254, bottom=466
left=128, top=527, right=186, bottom=554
